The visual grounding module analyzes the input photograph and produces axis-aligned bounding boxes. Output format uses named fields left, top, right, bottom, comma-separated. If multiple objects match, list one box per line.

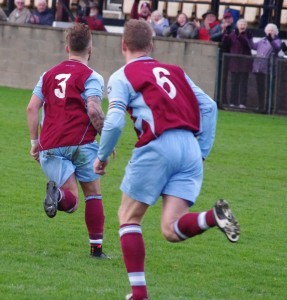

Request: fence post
left=214, top=47, right=221, bottom=105
left=267, top=54, right=274, bottom=115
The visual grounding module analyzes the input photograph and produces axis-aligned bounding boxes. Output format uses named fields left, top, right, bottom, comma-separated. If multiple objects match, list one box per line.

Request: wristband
left=31, top=139, right=39, bottom=146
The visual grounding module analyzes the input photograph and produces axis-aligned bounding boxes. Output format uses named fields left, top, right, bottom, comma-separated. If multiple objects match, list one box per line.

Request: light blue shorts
left=120, top=129, right=203, bottom=206
left=39, top=142, right=100, bottom=187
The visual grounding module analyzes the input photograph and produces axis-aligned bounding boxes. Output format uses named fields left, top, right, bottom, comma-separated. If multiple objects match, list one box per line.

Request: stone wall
left=0, top=22, right=219, bottom=98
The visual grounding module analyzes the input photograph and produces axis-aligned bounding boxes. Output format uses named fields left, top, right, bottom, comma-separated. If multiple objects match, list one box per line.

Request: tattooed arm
left=87, top=96, right=105, bottom=135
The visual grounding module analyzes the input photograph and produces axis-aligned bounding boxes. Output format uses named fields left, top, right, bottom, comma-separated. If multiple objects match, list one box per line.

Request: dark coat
left=221, top=30, right=253, bottom=73
left=30, top=8, right=54, bottom=26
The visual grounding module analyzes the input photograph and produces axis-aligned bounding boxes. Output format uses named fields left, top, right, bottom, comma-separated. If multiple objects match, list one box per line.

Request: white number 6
left=54, top=74, right=71, bottom=99
left=152, top=67, right=176, bottom=99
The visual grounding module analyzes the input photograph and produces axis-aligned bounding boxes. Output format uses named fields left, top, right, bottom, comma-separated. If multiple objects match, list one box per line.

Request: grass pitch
left=0, top=86, right=286, bottom=299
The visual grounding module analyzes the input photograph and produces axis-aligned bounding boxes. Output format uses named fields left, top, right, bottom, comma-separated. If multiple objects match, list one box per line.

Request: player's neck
left=69, top=55, right=88, bottom=65
left=125, top=51, right=149, bottom=63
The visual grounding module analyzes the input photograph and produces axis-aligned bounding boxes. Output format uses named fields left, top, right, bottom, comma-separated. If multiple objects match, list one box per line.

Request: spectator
left=221, top=18, right=253, bottom=108
left=193, top=10, right=220, bottom=41
left=130, top=0, right=151, bottom=21
left=26, top=23, right=108, bottom=259
left=93, top=19, right=240, bottom=300
left=163, top=13, right=198, bottom=39
left=8, top=0, right=31, bottom=24
left=211, top=11, right=235, bottom=43
left=251, top=23, right=281, bottom=113
left=149, top=10, right=169, bottom=37
left=28, top=0, right=54, bottom=26
left=0, top=7, right=7, bottom=21
left=213, top=11, right=236, bottom=105
left=75, top=2, right=106, bottom=31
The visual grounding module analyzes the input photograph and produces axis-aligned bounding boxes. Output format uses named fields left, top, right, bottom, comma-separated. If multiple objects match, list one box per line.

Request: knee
left=65, top=197, right=79, bottom=214
left=161, top=223, right=180, bottom=243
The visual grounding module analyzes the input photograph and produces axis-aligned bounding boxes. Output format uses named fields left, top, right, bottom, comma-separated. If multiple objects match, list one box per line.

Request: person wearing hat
left=130, top=0, right=151, bottom=21
left=75, top=2, right=106, bottom=32
left=211, top=10, right=235, bottom=42
left=210, top=10, right=236, bottom=106
left=193, top=10, right=220, bottom=41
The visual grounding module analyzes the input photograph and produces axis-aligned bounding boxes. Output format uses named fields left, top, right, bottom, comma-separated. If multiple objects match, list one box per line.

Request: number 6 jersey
left=101, top=56, right=217, bottom=160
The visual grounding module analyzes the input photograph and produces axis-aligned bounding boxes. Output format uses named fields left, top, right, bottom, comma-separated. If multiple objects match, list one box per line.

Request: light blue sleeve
left=83, top=70, right=105, bottom=101
left=185, top=74, right=218, bottom=159
left=97, top=68, right=130, bottom=162
left=32, top=73, right=45, bottom=101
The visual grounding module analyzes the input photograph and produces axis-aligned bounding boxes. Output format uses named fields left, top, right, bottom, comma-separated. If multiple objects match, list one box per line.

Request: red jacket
left=75, top=16, right=106, bottom=31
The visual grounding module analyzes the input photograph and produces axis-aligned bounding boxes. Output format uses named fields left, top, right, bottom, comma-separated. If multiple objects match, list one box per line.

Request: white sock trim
left=173, top=220, right=188, bottom=240
left=198, top=212, right=209, bottom=230
left=90, top=239, right=103, bottom=244
left=128, top=272, right=146, bottom=286
left=119, top=225, right=142, bottom=237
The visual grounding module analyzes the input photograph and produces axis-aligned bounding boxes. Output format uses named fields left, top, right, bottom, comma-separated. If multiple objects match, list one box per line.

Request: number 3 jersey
left=33, top=60, right=104, bottom=151
left=101, top=57, right=217, bottom=159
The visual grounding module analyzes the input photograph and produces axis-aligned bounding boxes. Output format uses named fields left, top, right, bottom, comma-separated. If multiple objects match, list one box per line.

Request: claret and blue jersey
left=98, top=56, right=217, bottom=162
left=33, top=59, right=104, bottom=151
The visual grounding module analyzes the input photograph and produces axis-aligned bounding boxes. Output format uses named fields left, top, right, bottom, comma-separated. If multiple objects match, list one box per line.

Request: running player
left=27, top=23, right=108, bottom=259
left=94, top=19, right=240, bottom=299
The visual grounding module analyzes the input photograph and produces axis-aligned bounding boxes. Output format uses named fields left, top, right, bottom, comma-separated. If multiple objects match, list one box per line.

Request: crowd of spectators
left=124, top=0, right=287, bottom=112
left=0, top=0, right=54, bottom=25
left=1, top=0, right=287, bottom=114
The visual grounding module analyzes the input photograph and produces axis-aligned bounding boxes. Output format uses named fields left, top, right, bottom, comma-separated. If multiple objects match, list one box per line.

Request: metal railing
left=216, top=52, right=287, bottom=115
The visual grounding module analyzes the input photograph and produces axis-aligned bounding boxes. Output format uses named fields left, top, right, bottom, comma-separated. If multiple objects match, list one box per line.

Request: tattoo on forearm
left=87, top=96, right=105, bottom=134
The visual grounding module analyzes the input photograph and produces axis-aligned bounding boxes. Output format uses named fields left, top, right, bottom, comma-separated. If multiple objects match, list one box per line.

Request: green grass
left=0, top=86, right=286, bottom=300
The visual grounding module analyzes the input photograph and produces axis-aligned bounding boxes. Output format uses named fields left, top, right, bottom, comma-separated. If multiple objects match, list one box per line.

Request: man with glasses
left=8, top=0, right=31, bottom=23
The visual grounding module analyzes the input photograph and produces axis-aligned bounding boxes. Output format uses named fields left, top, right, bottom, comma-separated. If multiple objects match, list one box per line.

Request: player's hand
left=111, top=148, right=116, bottom=159
left=93, top=157, right=108, bottom=175
left=30, top=145, right=39, bottom=162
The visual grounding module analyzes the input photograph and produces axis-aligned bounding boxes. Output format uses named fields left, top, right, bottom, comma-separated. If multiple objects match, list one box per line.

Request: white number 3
left=152, top=67, right=176, bottom=99
left=54, top=73, right=71, bottom=99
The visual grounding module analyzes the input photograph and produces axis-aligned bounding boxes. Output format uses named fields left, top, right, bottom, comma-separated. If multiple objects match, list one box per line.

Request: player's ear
left=65, top=45, right=69, bottom=54
left=149, top=42, right=154, bottom=53
left=122, top=39, right=127, bottom=53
